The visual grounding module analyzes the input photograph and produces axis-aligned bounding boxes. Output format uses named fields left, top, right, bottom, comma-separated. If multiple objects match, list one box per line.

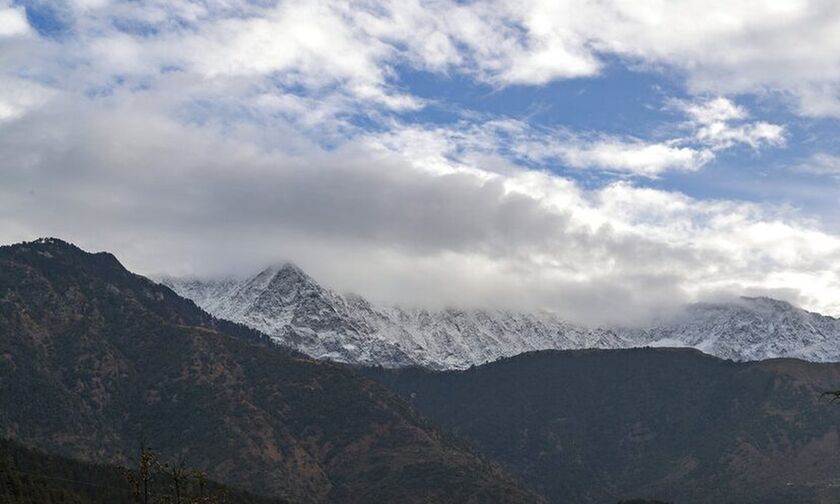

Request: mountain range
left=0, top=238, right=542, bottom=503
left=6, top=238, right=840, bottom=503
left=163, top=264, right=840, bottom=369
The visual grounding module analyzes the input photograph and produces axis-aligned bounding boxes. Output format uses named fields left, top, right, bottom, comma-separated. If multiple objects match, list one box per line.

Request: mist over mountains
left=163, top=264, right=840, bottom=370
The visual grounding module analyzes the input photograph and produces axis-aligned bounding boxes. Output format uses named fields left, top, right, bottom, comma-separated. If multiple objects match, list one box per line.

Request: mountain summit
left=163, top=265, right=840, bottom=369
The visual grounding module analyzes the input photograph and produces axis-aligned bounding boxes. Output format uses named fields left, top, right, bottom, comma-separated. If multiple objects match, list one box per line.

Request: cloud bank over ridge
left=2, top=0, right=840, bottom=324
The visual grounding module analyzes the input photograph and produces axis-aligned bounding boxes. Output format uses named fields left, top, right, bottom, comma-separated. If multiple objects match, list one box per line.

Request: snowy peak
left=227, top=263, right=346, bottom=332
left=163, top=264, right=421, bottom=367
left=238, top=263, right=320, bottom=304
left=259, top=262, right=316, bottom=291
left=162, top=265, right=840, bottom=369
left=247, top=263, right=318, bottom=299
left=641, top=296, right=840, bottom=362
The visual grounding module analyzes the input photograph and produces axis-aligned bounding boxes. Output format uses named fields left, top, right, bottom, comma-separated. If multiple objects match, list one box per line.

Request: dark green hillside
left=366, top=348, right=840, bottom=504
left=0, top=437, right=282, bottom=504
left=0, top=238, right=543, bottom=503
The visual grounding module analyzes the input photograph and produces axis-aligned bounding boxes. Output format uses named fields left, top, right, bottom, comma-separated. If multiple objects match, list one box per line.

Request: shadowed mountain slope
left=366, top=348, right=840, bottom=504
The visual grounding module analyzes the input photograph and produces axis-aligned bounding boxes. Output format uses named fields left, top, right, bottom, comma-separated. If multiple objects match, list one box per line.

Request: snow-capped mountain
left=165, top=264, right=420, bottom=367
left=161, top=264, right=840, bottom=369
left=635, top=296, right=840, bottom=362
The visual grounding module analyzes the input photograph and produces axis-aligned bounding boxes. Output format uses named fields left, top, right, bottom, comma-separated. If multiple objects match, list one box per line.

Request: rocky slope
left=0, top=238, right=544, bottom=503
left=163, top=264, right=840, bottom=369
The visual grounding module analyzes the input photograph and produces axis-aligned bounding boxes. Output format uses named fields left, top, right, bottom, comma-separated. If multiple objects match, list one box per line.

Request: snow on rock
left=161, top=265, right=840, bottom=369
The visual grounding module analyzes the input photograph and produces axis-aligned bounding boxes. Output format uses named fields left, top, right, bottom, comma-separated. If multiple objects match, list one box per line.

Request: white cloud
left=329, top=0, right=840, bottom=117
left=555, top=140, right=713, bottom=176
left=14, top=0, right=840, bottom=118
left=676, top=97, right=748, bottom=125
left=406, top=97, right=783, bottom=177
left=0, top=77, right=54, bottom=122
left=795, top=84, right=840, bottom=117
left=670, top=97, right=786, bottom=150
left=796, top=153, right=840, bottom=177
left=487, top=0, right=840, bottom=117
left=362, top=120, right=713, bottom=178
left=358, top=100, right=781, bottom=179
left=408, top=1, right=840, bottom=118
left=0, top=5, right=30, bottom=37
left=185, top=3, right=384, bottom=81
left=5, top=0, right=832, bottom=128
left=148, top=0, right=423, bottom=110
left=694, top=121, right=786, bottom=150
left=488, top=0, right=602, bottom=84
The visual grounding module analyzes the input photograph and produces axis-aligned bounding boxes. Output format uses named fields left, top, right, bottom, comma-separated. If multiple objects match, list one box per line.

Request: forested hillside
left=367, top=348, right=840, bottom=503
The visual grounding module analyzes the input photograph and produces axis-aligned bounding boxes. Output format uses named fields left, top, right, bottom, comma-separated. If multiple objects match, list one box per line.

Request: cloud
left=796, top=153, right=840, bottom=177
left=361, top=119, right=714, bottom=178
left=669, top=97, right=787, bottom=150
left=387, top=98, right=781, bottom=178
left=1, top=96, right=839, bottom=325
left=282, top=0, right=840, bottom=118
left=0, top=76, right=55, bottom=122
left=13, top=0, right=840, bottom=117
left=181, top=3, right=389, bottom=85
left=554, top=140, right=713, bottom=176
left=677, top=97, right=748, bottom=124
left=795, top=84, right=840, bottom=117
left=470, top=1, right=840, bottom=117
left=0, top=0, right=837, bottom=326
left=694, top=120, right=786, bottom=150
left=0, top=4, right=30, bottom=37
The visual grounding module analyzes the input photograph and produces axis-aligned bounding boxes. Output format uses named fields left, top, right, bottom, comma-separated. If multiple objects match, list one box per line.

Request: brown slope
left=0, top=238, right=543, bottom=503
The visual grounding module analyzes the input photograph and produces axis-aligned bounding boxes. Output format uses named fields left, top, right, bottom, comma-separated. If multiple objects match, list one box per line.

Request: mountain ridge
left=364, top=347, right=840, bottom=504
left=162, top=263, right=840, bottom=369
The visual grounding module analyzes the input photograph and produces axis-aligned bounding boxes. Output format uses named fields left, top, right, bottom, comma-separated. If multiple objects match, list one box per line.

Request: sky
left=2, top=0, right=840, bottom=325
